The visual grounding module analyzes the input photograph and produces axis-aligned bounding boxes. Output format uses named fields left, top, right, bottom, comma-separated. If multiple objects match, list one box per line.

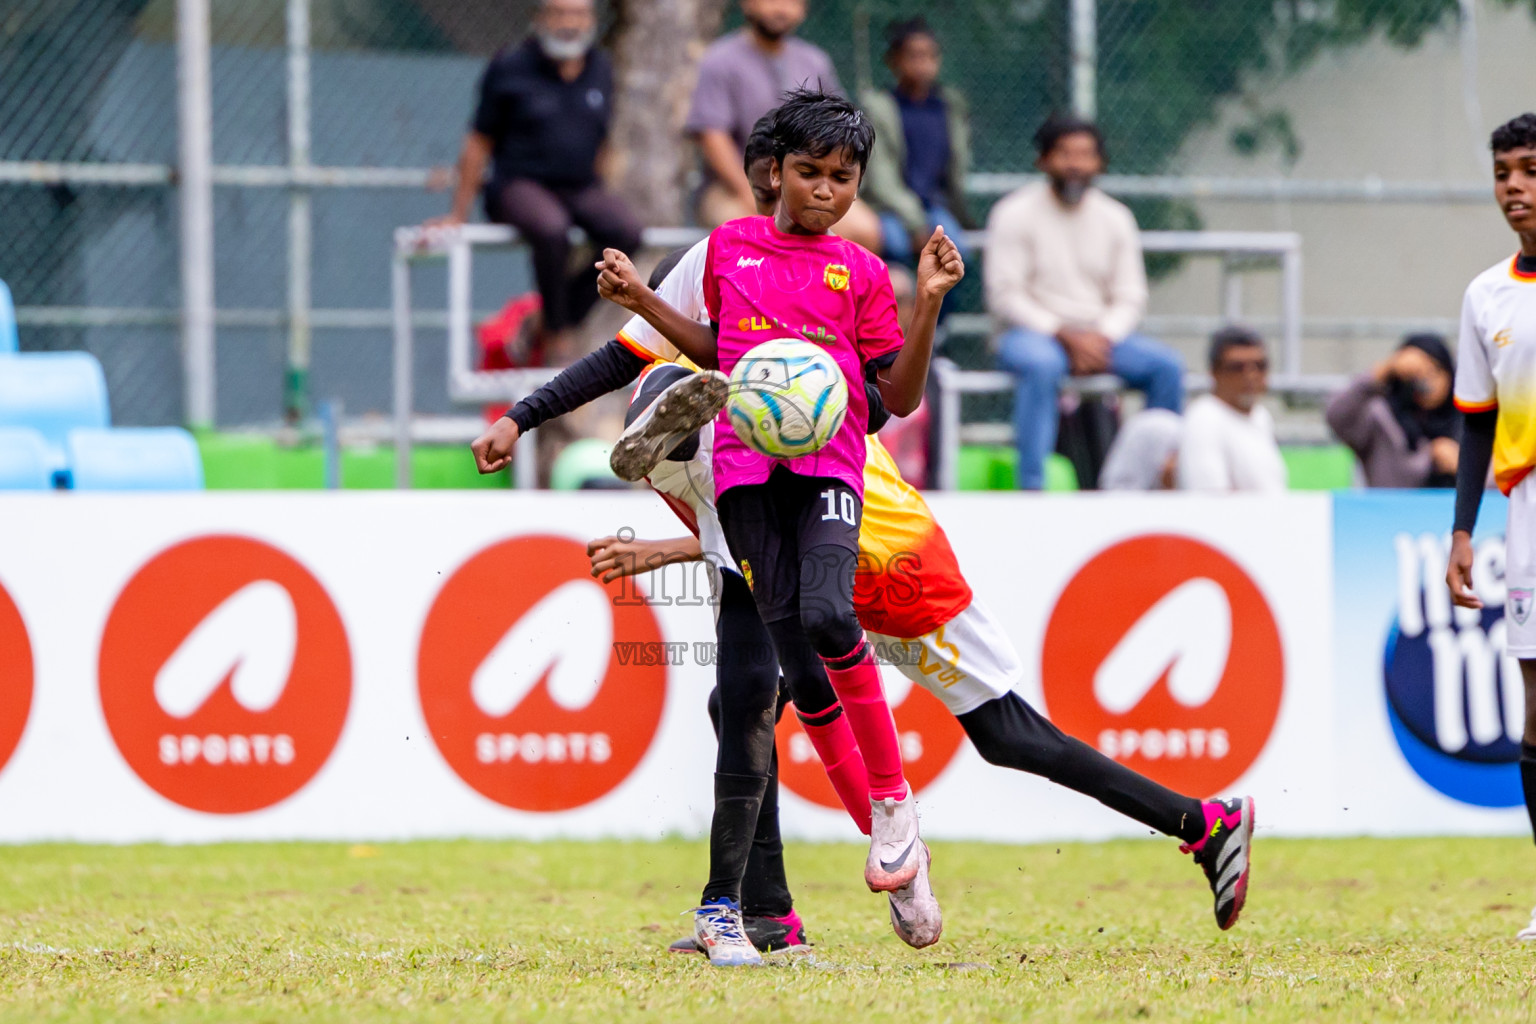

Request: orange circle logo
left=1041, top=535, right=1283, bottom=795
left=0, top=579, right=34, bottom=774
left=99, top=536, right=353, bottom=813
left=418, top=536, right=667, bottom=811
left=775, top=674, right=966, bottom=810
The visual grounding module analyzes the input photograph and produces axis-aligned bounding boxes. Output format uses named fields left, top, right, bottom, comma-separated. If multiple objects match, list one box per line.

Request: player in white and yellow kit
left=1446, top=112, right=1536, bottom=942
left=474, top=113, right=1255, bottom=950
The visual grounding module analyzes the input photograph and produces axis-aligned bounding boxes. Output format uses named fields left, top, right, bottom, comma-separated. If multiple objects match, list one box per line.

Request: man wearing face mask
left=429, top=0, right=641, bottom=357
left=985, top=115, right=1185, bottom=490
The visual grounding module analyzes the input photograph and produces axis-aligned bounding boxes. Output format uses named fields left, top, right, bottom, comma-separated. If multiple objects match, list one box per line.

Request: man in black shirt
left=430, top=0, right=642, bottom=353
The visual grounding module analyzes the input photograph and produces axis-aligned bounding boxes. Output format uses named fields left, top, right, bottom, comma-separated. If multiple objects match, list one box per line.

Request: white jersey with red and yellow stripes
left=1455, top=254, right=1536, bottom=495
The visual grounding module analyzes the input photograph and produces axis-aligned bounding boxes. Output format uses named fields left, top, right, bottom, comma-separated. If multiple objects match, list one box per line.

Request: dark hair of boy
left=884, top=15, right=937, bottom=59
left=742, top=111, right=778, bottom=174
left=1033, top=114, right=1106, bottom=162
left=1491, top=112, right=1536, bottom=154
left=1207, top=324, right=1265, bottom=372
left=771, top=87, right=876, bottom=173
left=646, top=246, right=691, bottom=291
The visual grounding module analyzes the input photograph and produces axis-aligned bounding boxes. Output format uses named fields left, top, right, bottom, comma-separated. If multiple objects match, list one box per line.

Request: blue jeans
left=995, top=328, right=1185, bottom=490
left=878, top=203, right=969, bottom=265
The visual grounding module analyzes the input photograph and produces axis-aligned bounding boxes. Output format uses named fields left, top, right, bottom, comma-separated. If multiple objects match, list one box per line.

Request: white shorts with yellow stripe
left=866, top=598, right=1024, bottom=716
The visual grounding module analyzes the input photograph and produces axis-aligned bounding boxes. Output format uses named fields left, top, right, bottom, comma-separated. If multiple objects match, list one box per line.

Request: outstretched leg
left=875, top=598, right=1254, bottom=929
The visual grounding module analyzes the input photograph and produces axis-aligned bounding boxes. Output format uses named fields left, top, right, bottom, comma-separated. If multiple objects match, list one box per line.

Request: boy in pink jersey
left=598, top=89, right=964, bottom=948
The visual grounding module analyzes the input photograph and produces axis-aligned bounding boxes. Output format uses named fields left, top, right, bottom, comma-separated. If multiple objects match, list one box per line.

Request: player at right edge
left=1445, top=112, right=1536, bottom=942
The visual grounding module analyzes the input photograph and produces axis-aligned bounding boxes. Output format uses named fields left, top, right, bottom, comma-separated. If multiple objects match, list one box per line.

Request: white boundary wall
left=0, top=491, right=1520, bottom=843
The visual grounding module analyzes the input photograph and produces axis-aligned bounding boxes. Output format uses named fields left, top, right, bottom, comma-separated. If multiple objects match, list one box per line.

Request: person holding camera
left=1326, top=333, right=1461, bottom=488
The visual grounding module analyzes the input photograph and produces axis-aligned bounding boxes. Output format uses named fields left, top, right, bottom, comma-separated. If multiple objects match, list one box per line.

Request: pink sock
left=799, top=709, right=873, bottom=835
left=822, top=643, right=909, bottom=802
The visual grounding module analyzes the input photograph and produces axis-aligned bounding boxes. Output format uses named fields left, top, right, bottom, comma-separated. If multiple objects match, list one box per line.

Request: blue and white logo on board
left=1382, top=529, right=1522, bottom=807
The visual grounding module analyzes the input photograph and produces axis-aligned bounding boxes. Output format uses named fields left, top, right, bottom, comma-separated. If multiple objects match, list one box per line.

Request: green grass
left=1, top=837, right=1532, bottom=1022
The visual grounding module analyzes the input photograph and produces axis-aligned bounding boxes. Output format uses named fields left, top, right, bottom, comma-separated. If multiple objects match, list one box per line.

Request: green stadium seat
left=196, top=433, right=508, bottom=490
left=956, top=445, right=1078, bottom=491
left=1281, top=444, right=1357, bottom=491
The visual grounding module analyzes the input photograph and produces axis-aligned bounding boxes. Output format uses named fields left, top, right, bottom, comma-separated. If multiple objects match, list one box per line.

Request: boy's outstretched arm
left=596, top=249, right=720, bottom=369
left=469, top=339, right=649, bottom=473
left=588, top=534, right=703, bottom=583
left=877, top=226, right=965, bottom=416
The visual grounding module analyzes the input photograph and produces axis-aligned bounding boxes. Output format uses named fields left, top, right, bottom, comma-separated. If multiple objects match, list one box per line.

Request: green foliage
left=782, top=0, right=1529, bottom=176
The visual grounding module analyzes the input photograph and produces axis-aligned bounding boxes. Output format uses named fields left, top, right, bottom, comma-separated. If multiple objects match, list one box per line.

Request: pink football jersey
left=704, top=215, right=903, bottom=498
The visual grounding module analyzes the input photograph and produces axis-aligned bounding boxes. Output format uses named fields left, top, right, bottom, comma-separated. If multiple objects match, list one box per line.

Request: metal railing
left=390, top=225, right=1304, bottom=490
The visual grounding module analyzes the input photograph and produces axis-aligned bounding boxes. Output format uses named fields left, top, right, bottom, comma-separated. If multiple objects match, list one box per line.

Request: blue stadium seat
left=66, top=428, right=204, bottom=491
left=0, top=280, right=16, bottom=353
left=0, top=353, right=110, bottom=480
left=0, top=427, right=56, bottom=490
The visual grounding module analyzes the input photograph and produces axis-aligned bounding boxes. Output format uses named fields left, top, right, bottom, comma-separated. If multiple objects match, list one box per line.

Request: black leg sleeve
left=763, top=614, right=840, bottom=718
left=740, top=745, right=794, bottom=917
left=715, top=571, right=781, bottom=778
left=700, top=772, right=771, bottom=906
left=958, top=693, right=1207, bottom=844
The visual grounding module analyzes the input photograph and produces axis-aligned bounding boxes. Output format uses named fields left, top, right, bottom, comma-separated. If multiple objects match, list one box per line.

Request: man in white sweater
left=1178, top=326, right=1288, bottom=493
left=984, top=116, right=1184, bottom=489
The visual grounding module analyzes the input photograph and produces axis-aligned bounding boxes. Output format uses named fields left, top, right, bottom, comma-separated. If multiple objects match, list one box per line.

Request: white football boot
left=693, top=898, right=763, bottom=967
left=610, top=369, right=728, bottom=481
left=1517, top=906, right=1536, bottom=941
left=887, top=841, right=942, bottom=948
left=865, top=789, right=922, bottom=892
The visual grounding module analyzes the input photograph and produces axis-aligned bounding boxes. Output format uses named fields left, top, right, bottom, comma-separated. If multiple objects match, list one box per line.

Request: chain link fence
left=1, top=0, right=1530, bottom=431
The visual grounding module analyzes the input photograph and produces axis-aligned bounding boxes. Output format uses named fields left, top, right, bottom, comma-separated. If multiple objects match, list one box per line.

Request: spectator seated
left=0, top=427, right=56, bottom=490
left=66, top=428, right=204, bottom=491
left=0, top=352, right=110, bottom=481
left=984, top=116, right=1185, bottom=490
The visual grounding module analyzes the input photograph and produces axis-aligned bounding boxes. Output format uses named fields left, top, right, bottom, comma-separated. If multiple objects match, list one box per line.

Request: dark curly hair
left=1491, top=113, right=1536, bottom=155
left=742, top=111, right=777, bottom=174
left=771, top=87, right=875, bottom=173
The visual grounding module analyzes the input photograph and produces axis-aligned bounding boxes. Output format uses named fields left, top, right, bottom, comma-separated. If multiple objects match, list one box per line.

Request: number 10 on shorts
left=821, top=488, right=858, bottom=526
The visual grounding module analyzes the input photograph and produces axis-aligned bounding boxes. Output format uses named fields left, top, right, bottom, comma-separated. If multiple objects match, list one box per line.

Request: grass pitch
left=0, top=836, right=1532, bottom=1022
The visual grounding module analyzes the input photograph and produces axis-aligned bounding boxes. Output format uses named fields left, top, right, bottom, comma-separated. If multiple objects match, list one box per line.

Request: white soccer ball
left=725, top=338, right=849, bottom=459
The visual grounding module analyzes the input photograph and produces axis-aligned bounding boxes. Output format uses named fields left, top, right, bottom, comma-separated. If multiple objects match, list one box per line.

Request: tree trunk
left=606, top=0, right=729, bottom=228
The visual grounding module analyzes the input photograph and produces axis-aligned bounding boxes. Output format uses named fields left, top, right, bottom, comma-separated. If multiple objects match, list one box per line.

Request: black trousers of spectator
left=486, top=178, right=642, bottom=334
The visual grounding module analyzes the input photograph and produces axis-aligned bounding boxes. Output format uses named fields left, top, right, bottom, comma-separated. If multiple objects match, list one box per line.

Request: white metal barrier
left=391, top=225, right=1303, bottom=490
left=390, top=223, right=702, bottom=488
left=929, top=230, right=1307, bottom=491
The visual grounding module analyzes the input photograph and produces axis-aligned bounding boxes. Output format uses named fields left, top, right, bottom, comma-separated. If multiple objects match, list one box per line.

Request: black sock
left=958, top=693, right=1207, bottom=845
left=700, top=772, right=770, bottom=906
left=1520, top=742, right=1536, bottom=845
left=740, top=749, right=793, bottom=918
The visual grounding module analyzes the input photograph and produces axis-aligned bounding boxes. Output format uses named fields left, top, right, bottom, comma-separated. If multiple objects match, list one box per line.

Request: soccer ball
left=725, top=338, right=849, bottom=459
